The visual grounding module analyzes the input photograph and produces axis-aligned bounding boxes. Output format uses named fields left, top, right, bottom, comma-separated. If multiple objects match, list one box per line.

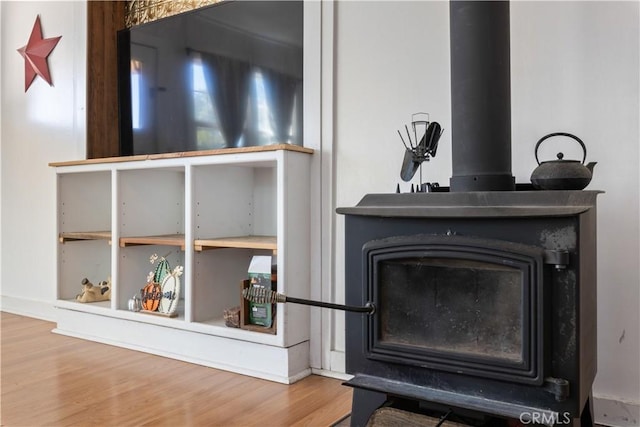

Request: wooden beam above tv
left=86, top=1, right=126, bottom=159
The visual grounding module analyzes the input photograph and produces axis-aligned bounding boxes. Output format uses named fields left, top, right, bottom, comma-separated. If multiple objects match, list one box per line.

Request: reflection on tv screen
left=118, top=1, right=303, bottom=155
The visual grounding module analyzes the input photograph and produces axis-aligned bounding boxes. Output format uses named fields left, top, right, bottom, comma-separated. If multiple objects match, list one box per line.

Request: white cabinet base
left=54, top=306, right=311, bottom=384
left=51, top=146, right=313, bottom=384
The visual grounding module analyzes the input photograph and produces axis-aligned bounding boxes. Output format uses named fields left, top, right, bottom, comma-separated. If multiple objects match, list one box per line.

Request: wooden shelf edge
left=59, top=231, right=112, bottom=244
left=120, top=234, right=186, bottom=250
left=49, top=144, right=314, bottom=167
left=194, top=235, right=277, bottom=252
left=60, top=233, right=275, bottom=253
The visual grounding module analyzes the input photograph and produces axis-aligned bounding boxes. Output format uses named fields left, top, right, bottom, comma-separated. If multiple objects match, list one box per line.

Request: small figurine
left=76, top=277, right=111, bottom=303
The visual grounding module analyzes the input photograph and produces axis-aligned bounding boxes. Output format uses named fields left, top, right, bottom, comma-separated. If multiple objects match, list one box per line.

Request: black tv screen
left=117, top=0, right=303, bottom=156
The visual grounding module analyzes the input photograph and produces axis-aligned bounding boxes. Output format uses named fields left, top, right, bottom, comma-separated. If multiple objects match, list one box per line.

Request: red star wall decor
left=17, top=15, right=62, bottom=92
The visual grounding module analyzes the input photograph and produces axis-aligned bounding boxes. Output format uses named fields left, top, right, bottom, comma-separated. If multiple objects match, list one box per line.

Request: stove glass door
left=379, top=257, right=523, bottom=363
left=364, top=235, right=545, bottom=384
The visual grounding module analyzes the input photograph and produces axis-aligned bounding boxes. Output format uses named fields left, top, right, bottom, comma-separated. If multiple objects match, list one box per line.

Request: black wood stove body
left=337, top=191, right=600, bottom=426
left=334, top=2, right=601, bottom=425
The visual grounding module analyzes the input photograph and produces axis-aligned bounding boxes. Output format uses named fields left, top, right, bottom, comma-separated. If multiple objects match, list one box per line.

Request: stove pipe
left=449, top=1, right=515, bottom=192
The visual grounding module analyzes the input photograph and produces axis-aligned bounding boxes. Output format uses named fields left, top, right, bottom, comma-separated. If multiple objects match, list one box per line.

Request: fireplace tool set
left=397, top=112, right=444, bottom=193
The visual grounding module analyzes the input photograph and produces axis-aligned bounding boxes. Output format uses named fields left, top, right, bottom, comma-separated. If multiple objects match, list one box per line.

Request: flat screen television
left=117, top=0, right=303, bottom=156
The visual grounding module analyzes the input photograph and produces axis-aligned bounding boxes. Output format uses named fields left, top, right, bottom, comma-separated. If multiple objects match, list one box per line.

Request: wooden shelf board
left=194, top=235, right=276, bottom=252
left=59, top=231, right=112, bottom=244
left=120, top=234, right=185, bottom=250
left=49, top=144, right=314, bottom=167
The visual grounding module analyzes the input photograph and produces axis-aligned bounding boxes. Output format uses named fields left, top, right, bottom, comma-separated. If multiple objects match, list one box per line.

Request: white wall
left=1, top=0, right=638, bottom=425
left=0, top=1, right=86, bottom=318
left=333, top=1, right=639, bottom=425
left=332, top=0, right=452, bottom=364
left=510, top=4, right=640, bottom=425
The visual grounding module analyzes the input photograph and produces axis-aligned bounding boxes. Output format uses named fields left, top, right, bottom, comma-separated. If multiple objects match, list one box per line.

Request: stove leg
left=570, top=395, right=594, bottom=427
left=580, top=395, right=594, bottom=427
left=350, top=388, right=387, bottom=427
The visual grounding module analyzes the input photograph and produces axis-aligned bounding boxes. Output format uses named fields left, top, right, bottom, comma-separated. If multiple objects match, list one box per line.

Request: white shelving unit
left=51, top=145, right=313, bottom=383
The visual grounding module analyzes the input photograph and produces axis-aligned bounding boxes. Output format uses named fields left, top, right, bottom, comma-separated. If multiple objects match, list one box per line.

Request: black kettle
left=530, top=132, right=597, bottom=190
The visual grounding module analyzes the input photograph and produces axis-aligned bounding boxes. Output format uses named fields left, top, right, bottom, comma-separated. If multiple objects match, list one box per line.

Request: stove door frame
left=363, top=234, right=546, bottom=385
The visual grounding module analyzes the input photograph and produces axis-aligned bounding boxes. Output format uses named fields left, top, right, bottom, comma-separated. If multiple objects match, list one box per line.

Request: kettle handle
left=535, top=132, right=587, bottom=165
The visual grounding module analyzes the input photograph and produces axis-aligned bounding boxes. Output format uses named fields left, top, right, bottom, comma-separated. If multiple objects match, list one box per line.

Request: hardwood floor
left=0, top=312, right=352, bottom=426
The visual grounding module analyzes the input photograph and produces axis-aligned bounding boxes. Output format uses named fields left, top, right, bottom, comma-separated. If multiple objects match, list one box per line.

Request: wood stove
left=337, top=191, right=600, bottom=426
left=335, top=2, right=601, bottom=425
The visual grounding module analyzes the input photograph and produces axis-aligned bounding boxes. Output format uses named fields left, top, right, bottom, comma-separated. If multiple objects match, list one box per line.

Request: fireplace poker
left=242, top=287, right=376, bottom=315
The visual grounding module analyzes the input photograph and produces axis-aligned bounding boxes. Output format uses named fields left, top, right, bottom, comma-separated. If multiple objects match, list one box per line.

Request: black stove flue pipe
left=449, top=1, right=515, bottom=192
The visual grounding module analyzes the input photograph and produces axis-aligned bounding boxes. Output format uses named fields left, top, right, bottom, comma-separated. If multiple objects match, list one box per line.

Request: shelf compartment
left=192, top=249, right=267, bottom=324
left=59, top=231, right=112, bottom=244
left=118, top=168, right=185, bottom=240
left=58, top=239, right=112, bottom=301
left=194, top=235, right=276, bottom=252
left=193, top=164, right=276, bottom=241
left=117, top=245, right=184, bottom=311
left=119, top=234, right=185, bottom=249
left=58, top=171, right=111, bottom=234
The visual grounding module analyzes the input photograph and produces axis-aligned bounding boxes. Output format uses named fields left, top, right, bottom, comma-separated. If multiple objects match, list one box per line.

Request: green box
left=248, top=256, right=274, bottom=328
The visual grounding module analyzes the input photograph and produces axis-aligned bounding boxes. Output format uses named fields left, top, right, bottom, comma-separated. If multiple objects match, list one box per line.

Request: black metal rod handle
left=285, top=296, right=375, bottom=314
left=242, top=287, right=376, bottom=315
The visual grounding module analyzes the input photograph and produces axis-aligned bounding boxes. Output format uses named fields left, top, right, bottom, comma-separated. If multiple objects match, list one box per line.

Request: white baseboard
left=594, top=395, right=640, bottom=427
left=0, top=295, right=56, bottom=321
left=311, top=367, right=353, bottom=381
